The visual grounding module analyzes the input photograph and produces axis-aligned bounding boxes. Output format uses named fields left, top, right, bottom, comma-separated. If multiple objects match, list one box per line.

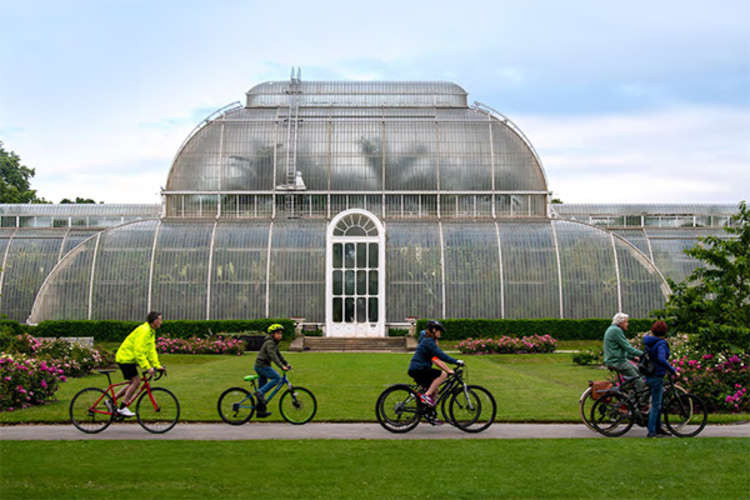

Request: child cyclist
left=408, top=320, right=463, bottom=406
left=253, top=323, right=291, bottom=417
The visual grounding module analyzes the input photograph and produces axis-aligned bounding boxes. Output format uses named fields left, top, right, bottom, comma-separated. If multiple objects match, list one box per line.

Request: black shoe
left=256, top=411, right=272, bottom=418
left=655, top=429, right=671, bottom=436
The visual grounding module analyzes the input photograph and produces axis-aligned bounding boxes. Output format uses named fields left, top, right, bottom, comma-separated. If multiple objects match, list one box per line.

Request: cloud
left=515, top=106, right=750, bottom=203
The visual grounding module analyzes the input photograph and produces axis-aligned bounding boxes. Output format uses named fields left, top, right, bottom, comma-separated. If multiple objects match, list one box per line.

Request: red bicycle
left=69, top=368, right=180, bottom=434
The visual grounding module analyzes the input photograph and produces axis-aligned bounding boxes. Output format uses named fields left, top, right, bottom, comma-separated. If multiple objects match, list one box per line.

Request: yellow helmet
left=267, top=323, right=284, bottom=334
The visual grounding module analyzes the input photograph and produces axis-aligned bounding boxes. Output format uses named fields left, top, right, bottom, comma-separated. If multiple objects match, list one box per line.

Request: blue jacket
left=409, top=334, right=458, bottom=372
left=643, top=335, right=677, bottom=377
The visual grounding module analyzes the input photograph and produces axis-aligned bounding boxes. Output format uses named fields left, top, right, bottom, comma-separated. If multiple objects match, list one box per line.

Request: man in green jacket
left=603, top=312, right=648, bottom=408
left=253, top=324, right=291, bottom=418
left=113, top=311, right=165, bottom=417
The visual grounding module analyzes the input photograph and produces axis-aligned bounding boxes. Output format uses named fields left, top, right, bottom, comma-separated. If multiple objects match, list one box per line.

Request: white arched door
left=325, top=210, right=385, bottom=337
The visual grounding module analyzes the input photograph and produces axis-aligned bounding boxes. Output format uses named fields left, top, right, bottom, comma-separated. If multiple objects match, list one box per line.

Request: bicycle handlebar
left=142, top=368, right=167, bottom=381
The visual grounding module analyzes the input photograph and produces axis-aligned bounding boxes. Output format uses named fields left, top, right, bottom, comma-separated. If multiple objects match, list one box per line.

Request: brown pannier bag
left=589, top=380, right=613, bottom=400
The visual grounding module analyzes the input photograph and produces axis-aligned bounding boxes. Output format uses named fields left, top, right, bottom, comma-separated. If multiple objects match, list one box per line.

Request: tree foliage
left=0, top=141, right=46, bottom=203
left=653, top=201, right=750, bottom=353
left=60, top=197, right=97, bottom=204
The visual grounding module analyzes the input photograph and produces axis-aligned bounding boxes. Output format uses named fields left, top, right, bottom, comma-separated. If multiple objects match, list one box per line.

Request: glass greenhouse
left=3, top=77, right=734, bottom=333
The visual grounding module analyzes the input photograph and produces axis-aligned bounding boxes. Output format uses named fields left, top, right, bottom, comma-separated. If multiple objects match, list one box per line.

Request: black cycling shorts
left=408, top=368, right=441, bottom=389
left=118, top=363, right=138, bottom=380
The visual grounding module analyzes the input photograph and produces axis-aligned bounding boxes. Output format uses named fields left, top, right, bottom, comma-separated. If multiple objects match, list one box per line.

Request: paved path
left=2, top=422, right=749, bottom=440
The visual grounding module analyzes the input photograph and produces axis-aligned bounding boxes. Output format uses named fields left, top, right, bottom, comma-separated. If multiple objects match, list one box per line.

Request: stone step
left=301, top=336, right=408, bottom=352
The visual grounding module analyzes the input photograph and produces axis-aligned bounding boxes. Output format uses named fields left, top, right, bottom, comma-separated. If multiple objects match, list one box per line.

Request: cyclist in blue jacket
left=643, top=320, right=678, bottom=438
left=408, top=320, right=463, bottom=406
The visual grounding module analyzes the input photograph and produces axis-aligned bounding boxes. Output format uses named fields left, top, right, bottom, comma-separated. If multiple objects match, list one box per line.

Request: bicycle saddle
left=243, top=374, right=259, bottom=382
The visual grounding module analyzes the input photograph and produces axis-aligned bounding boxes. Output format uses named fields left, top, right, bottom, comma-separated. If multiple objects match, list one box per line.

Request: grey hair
left=612, top=312, right=629, bottom=326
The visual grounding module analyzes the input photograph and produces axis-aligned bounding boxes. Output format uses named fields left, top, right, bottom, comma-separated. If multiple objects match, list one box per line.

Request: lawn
left=1, top=439, right=749, bottom=499
left=1, top=352, right=747, bottom=424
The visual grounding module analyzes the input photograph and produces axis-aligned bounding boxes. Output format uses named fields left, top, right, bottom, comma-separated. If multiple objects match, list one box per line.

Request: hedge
left=0, top=320, right=25, bottom=335
left=18, top=319, right=296, bottom=342
left=2, top=318, right=656, bottom=343
left=415, top=318, right=657, bottom=341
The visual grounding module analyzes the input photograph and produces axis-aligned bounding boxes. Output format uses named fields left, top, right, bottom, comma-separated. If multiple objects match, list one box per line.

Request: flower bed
left=674, top=353, right=749, bottom=412
left=156, top=336, right=245, bottom=355
left=0, top=333, right=113, bottom=378
left=457, top=335, right=557, bottom=355
left=0, top=355, right=67, bottom=411
left=0, top=331, right=114, bottom=412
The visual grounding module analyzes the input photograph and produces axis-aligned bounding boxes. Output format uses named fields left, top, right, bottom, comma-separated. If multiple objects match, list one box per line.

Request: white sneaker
left=117, top=406, right=135, bottom=417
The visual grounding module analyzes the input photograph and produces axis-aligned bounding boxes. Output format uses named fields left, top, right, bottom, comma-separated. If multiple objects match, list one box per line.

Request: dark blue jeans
left=645, top=376, right=664, bottom=435
left=255, top=364, right=281, bottom=396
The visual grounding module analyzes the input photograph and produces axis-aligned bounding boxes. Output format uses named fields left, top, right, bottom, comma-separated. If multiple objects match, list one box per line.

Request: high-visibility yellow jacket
left=115, top=322, right=162, bottom=370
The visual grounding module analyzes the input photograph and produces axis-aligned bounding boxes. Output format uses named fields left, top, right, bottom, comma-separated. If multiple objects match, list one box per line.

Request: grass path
left=1, top=352, right=747, bottom=423
left=2, top=439, right=749, bottom=499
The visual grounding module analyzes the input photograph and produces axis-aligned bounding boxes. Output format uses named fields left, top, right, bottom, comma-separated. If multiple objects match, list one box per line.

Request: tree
left=60, top=197, right=98, bottom=204
left=653, top=201, right=750, bottom=353
left=0, top=141, right=47, bottom=203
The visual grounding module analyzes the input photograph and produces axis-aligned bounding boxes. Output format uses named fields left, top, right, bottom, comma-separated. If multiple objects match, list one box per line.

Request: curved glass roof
left=165, top=104, right=547, bottom=195
left=0, top=228, right=98, bottom=321
left=29, top=218, right=667, bottom=323
left=0, top=204, right=160, bottom=229
left=614, top=227, right=730, bottom=283
left=552, top=203, right=738, bottom=217
left=246, top=81, right=468, bottom=107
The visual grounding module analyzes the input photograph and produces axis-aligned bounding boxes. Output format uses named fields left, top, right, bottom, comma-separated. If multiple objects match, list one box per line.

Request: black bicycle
left=375, top=364, right=496, bottom=433
left=217, top=370, right=317, bottom=425
left=589, top=373, right=707, bottom=437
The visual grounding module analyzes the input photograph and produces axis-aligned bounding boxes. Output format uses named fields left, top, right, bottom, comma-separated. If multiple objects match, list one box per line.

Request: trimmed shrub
left=572, top=349, right=603, bottom=366
left=457, top=335, right=557, bottom=354
left=0, top=320, right=24, bottom=336
left=415, top=318, right=655, bottom=341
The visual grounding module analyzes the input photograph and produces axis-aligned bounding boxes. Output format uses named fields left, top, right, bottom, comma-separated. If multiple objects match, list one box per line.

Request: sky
left=1, top=0, right=748, bottom=205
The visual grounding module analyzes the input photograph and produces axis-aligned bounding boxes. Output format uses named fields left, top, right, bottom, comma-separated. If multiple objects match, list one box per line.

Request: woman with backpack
left=642, top=320, right=678, bottom=438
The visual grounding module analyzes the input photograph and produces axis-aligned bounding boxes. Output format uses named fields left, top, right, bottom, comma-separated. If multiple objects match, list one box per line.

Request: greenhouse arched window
left=326, top=210, right=385, bottom=337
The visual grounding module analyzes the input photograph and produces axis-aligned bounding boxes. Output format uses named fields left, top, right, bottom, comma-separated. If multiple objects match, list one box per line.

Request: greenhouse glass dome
left=23, top=78, right=675, bottom=334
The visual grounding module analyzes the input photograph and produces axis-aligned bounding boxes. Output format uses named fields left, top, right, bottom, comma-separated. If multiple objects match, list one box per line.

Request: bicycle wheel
left=579, top=387, right=596, bottom=430
left=589, top=392, right=634, bottom=437
left=664, top=393, right=707, bottom=437
left=376, top=384, right=421, bottom=433
left=449, top=385, right=496, bottom=433
left=217, top=387, right=255, bottom=425
left=69, top=387, right=114, bottom=434
left=136, top=387, right=180, bottom=434
left=440, top=390, right=452, bottom=423
left=279, top=386, right=317, bottom=425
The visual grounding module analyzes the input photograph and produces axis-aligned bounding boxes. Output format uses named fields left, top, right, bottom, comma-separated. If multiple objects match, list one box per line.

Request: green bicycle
left=217, top=371, right=317, bottom=425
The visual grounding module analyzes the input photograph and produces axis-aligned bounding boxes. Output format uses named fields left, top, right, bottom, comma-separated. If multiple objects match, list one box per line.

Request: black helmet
left=425, top=320, right=445, bottom=333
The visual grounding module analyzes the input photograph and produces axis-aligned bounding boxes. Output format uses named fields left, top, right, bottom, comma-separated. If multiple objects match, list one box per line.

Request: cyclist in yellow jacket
left=113, top=311, right=165, bottom=417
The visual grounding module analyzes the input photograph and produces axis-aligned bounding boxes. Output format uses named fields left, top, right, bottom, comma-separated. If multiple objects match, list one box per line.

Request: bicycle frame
left=94, top=370, right=161, bottom=416
left=602, top=372, right=685, bottom=425
left=253, top=373, right=293, bottom=404
left=413, top=366, right=475, bottom=414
